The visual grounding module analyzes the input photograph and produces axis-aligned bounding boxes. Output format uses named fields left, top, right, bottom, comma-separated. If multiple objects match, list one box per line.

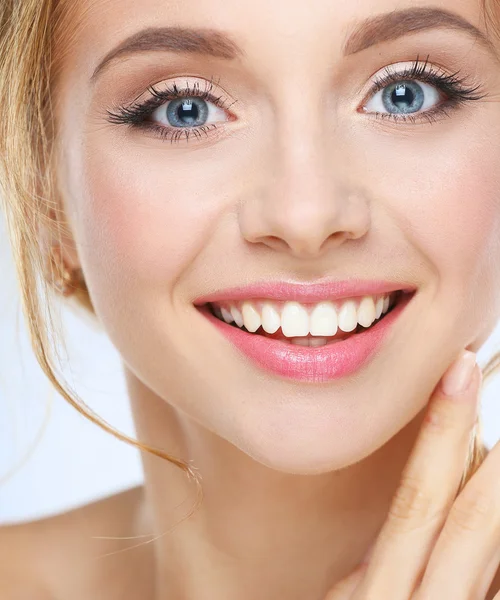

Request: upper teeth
left=211, top=293, right=397, bottom=337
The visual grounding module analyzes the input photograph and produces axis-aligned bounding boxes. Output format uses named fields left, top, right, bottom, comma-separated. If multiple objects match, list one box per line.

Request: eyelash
left=105, top=56, right=487, bottom=144
left=364, top=55, right=486, bottom=124
left=106, top=76, right=236, bottom=144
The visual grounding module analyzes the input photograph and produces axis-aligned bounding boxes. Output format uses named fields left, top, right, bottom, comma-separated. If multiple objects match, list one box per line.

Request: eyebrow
left=90, top=26, right=243, bottom=83
left=91, top=7, right=495, bottom=84
left=343, top=7, right=495, bottom=55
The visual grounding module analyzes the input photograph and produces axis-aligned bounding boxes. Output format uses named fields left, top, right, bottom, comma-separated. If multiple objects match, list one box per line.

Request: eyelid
left=132, top=74, right=237, bottom=104
left=356, top=60, right=436, bottom=103
left=143, top=78, right=236, bottom=116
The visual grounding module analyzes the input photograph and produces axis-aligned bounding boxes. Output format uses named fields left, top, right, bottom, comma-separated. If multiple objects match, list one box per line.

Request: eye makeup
left=103, top=55, right=487, bottom=144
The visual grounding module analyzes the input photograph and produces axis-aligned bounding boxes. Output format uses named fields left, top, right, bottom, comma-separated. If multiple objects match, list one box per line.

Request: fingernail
left=441, top=351, right=477, bottom=396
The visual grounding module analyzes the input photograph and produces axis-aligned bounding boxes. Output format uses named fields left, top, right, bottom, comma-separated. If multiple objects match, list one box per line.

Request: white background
left=1, top=212, right=500, bottom=525
left=0, top=212, right=144, bottom=524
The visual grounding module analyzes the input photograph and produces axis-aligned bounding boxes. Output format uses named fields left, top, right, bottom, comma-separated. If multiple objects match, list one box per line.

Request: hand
left=326, top=350, right=500, bottom=600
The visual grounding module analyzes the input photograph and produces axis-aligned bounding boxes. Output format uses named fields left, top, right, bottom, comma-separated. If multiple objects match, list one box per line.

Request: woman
left=1, top=0, right=500, bottom=597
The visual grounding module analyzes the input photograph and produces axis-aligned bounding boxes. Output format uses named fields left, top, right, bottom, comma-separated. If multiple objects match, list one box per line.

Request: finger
left=416, top=435, right=500, bottom=599
left=325, top=563, right=368, bottom=599
left=352, top=351, right=481, bottom=600
left=474, top=545, right=500, bottom=600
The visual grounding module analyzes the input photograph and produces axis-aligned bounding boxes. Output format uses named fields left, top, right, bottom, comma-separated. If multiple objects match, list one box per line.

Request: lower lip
left=198, top=292, right=414, bottom=382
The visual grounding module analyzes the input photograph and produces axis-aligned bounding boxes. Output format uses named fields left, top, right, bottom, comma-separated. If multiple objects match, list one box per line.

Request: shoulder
left=0, top=485, right=147, bottom=599
left=0, top=518, right=52, bottom=599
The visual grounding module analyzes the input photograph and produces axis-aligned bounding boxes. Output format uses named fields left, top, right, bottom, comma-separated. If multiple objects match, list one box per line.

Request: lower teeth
left=289, top=335, right=352, bottom=347
left=290, top=337, right=328, bottom=347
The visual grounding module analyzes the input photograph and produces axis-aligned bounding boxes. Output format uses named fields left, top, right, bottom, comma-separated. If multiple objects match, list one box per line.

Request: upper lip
left=193, top=279, right=417, bottom=305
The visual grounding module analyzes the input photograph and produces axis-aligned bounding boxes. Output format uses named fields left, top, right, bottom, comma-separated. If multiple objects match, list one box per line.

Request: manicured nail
left=441, top=351, right=477, bottom=396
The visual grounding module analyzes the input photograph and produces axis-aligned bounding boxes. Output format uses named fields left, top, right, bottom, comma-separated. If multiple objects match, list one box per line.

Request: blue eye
left=152, top=96, right=227, bottom=129
left=365, top=80, right=441, bottom=115
left=165, top=98, right=209, bottom=127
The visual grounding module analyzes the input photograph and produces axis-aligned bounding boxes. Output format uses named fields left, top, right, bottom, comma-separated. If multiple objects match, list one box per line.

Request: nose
left=238, top=132, right=371, bottom=260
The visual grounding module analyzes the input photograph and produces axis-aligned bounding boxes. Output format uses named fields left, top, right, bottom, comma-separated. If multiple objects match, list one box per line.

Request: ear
left=37, top=205, right=82, bottom=272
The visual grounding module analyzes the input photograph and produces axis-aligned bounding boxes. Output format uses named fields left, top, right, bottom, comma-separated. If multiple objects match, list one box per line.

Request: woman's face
left=55, top=0, right=500, bottom=473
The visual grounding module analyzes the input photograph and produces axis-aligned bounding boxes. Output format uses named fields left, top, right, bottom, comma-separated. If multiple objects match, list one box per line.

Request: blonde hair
left=0, top=0, right=497, bottom=515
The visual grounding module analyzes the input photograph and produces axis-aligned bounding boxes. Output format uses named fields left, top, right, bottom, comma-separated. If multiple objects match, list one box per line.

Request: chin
left=229, top=419, right=380, bottom=476
left=242, top=446, right=367, bottom=475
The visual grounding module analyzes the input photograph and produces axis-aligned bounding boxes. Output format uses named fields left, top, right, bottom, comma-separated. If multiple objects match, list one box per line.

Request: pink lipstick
left=194, top=280, right=416, bottom=383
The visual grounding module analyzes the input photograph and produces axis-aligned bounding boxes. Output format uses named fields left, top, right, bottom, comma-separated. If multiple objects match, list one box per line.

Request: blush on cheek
left=79, top=149, right=226, bottom=290
left=350, top=116, right=500, bottom=344
left=405, top=148, right=500, bottom=294
left=365, top=124, right=500, bottom=294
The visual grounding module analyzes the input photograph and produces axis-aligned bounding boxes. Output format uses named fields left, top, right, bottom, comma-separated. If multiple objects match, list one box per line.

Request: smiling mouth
left=201, top=290, right=409, bottom=347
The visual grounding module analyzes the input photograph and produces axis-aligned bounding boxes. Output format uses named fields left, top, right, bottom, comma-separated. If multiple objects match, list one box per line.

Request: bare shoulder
left=0, top=485, right=148, bottom=600
left=0, top=516, right=53, bottom=599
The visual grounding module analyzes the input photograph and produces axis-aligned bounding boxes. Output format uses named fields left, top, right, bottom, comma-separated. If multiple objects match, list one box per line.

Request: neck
left=125, top=369, right=426, bottom=600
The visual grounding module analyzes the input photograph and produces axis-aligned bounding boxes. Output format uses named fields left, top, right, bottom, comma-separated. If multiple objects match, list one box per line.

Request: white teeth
left=221, top=307, right=234, bottom=324
left=261, top=303, right=281, bottom=334
left=338, top=300, right=358, bottom=332
left=241, top=302, right=261, bottom=333
left=281, top=302, right=310, bottom=337
left=310, top=302, right=338, bottom=336
left=357, top=296, right=376, bottom=328
left=230, top=306, right=244, bottom=328
left=212, top=292, right=399, bottom=339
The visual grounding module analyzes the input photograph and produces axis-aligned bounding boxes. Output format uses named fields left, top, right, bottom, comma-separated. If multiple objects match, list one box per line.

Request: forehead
left=60, top=0, right=485, bottom=74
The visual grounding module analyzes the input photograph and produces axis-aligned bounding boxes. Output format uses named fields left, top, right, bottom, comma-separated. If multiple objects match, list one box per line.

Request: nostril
left=255, top=235, right=289, bottom=253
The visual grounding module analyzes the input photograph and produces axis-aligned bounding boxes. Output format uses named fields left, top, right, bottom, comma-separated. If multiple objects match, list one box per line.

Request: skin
left=11, top=0, right=500, bottom=598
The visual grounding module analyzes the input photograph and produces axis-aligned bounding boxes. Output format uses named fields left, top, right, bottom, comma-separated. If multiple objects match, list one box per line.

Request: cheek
left=77, top=142, right=233, bottom=301
left=358, top=121, right=500, bottom=337
left=397, top=146, right=500, bottom=287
